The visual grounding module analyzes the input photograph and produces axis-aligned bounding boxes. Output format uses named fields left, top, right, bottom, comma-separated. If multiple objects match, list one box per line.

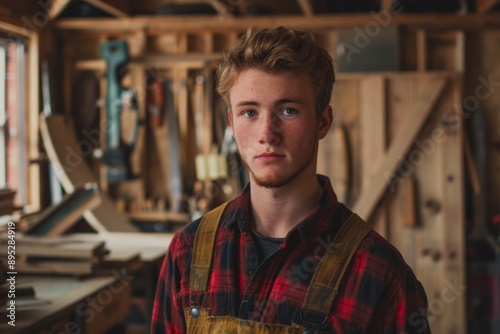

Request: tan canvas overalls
left=184, top=202, right=372, bottom=333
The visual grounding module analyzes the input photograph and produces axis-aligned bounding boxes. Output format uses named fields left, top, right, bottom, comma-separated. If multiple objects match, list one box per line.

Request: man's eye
left=281, top=108, right=297, bottom=116
left=243, top=110, right=257, bottom=117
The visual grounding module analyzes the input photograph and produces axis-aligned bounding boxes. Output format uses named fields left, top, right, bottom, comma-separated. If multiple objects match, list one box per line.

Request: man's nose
left=258, top=112, right=282, bottom=144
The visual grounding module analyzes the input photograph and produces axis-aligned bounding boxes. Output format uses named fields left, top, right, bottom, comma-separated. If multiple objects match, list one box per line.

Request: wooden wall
left=45, top=12, right=500, bottom=334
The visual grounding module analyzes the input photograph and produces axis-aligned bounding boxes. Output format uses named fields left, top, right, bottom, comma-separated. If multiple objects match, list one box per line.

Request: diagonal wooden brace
left=353, top=77, right=447, bottom=221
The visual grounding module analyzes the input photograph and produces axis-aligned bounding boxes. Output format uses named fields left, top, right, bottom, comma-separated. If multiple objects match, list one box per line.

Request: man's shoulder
left=336, top=203, right=412, bottom=275
left=171, top=216, right=203, bottom=251
left=172, top=200, right=234, bottom=251
left=358, top=229, right=414, bottom=276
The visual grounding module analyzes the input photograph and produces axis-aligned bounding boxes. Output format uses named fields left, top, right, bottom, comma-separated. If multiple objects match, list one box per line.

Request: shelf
left=128, top=211, right=189, bottom=224
left=75, top=53, right=223, bottom=71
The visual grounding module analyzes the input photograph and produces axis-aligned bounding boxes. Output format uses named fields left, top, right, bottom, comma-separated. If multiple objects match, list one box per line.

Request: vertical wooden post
left=360, top=76, right=388, bottom=237
left=417, top=30, right=427, bottom=72
left=28, top=32, right=41, bottom=211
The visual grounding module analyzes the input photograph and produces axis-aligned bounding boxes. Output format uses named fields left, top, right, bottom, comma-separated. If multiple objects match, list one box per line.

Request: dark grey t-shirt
left=251, top=229, right=285, bottom=261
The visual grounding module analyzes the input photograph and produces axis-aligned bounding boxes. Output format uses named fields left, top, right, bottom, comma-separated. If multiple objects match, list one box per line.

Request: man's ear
left=318, top=106, right=333, bottom=139
left=227, top=109, right=233, bottom=127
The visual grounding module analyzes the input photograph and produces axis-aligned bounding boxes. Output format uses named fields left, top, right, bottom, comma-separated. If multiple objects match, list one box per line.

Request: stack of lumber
left=3, top=235, right=108, bottom=275
left=0, top=234, right=142, bottom=276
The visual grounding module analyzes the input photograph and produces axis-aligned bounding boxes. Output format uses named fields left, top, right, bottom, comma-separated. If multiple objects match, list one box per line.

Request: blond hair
left=216, top=26, right=335, bottom=116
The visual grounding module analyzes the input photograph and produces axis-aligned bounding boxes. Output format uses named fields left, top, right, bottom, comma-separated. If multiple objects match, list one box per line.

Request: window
left=0, top=35, right=27, bottom=207
left=0, top=41, right=6, bottom=188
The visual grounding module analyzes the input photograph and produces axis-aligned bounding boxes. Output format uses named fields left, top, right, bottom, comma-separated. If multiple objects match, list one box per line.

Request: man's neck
left=249, top=173, right=323, bottom=239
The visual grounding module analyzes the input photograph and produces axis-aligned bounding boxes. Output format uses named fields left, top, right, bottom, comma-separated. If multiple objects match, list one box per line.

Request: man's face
left=228, top=68, right=332, bottom=188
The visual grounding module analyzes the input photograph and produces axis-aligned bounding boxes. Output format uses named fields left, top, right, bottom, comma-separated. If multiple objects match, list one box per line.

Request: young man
left=151, top=27, right=431, bottom=333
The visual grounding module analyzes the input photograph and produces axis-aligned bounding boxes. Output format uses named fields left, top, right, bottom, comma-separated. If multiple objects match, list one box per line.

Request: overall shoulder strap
left=190, top=201, right=230, bottom=292
left=302, top=206, right=372, bottom=315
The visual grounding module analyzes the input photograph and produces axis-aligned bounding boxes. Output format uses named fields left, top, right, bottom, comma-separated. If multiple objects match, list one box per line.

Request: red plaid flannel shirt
left=151, top=175, right=430, bottom=333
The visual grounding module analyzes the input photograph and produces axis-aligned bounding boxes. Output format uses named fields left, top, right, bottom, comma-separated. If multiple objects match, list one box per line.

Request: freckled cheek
left=233, top=132, right=256, bottom=156
left=285, top=128, right=310, bottom=144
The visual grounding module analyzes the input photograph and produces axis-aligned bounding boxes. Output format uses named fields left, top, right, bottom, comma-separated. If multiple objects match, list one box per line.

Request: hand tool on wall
left=100, top=40, right=139, bottom=183
left=164, top=79, right=183, bottom=212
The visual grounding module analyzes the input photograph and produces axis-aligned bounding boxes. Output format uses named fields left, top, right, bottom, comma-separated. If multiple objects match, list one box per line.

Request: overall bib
left=184, top=202, right=372, bottom=333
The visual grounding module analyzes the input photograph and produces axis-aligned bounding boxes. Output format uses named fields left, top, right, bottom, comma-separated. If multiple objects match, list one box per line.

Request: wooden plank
left=53, top=14, right=500, bottom=32
left=84, top=0, right=130, bottom=17
left=427, top=31, right=465, bottom=72
left=440, top=75, right=466, bottom=334
left=353, top=77, right=446, bottom=221
left=39, top=114, right=137, bottom=232
left=75, top=59, right=106, bottom=71
left=28, top=32, right=41, bottom=211
left=479, top=30, right=500, bottom=234
left=0, top=276, right=119, bottom=333
left=476, top=0, right=500, bottom=13
left=330, top=79, right=360, bottom=206
left=0, top=15, right=35, bottom=37
left=76, top=54, right=222, bottom=68
left=0, top=2, right=38, bottom=17
left=360, top=76, right=388, bottom=237
left=386, top=77, right=416, bottom=266
left=203, top=68, right=214, bottom=154
left=318, top=126, right=350, bottom=204
left=4, top=43, right=21, bottom=206
left=360, top=77, right=386, bottom=192
left=208, top=0, right=234, bottom=17
left=25, top=184, right=101, bottom=236
left=454, top=31, right=465, bottom=73
left=204, top=32, right=214, bottom=54
left=412, top=89, right=447, bottom=334
left=128, top=211, right=189, bottom=224
left=416, top=30, right=427, bottom=72
left=297, top=0, right=314, bottom=17
left=380, top=0, right=393, bottom=11
left=464, top=131, right=481, bottom=195
left=48, top=0, right=71, bottom=20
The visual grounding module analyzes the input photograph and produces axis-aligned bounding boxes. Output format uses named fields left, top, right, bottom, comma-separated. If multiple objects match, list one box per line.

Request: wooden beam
left=208, top=0, right=234, bottom=17
left=360, top=76, right=388, bottom=236
left=0, top=2, right=39, bottom=17
left=476, top=0, right=500, bottom=13
left=53, top=13, right=500, bottom=32
left=48, top=0, right=71, bottom=20
left=440, top=78, right=465, bottom=332
left=380, top=0, right=393, bottom=11
left=0, top=15, right=35, bottom=38
left=84, top=0, right=130, bottom=18
left=353, top=77, right=447, bottom=220
left=416, top=30, right=427, bottom=71
left=297, top=0, right=314, bottom=17
left=28, top=32, right=40, bottom=211
left=74, top=53, right=223, bottom=71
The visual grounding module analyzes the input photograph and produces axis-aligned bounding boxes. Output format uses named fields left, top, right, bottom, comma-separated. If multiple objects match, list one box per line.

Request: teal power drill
left=100, top=40, right=138, bottom=183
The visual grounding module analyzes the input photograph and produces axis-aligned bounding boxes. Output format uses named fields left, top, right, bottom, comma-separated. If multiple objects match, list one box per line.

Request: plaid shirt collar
left=224, top=174, right=339, bottom=244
